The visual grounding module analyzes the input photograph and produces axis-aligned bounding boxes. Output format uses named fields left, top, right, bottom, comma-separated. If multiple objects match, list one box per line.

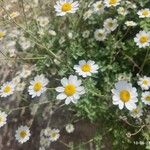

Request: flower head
left=130, top=106, right=143, bottom=118
left=142, top=91, right=150, bottom=105
left=54, top=0, right=79, bottom=16
left=65, top=123, right=75, bottom=133
left=15, top=126, right=31, bottom=144
left=103, top=18, right=118, bottom=32
left=74, top=60, right=99, bottom=78
left=0, top=82, right=15, bottom=97
left=138, top=76, right=150, bottom=90
left=125, top=21, right=137, bottom=27
left=45, top=128, right=60, bottom=142
left=56, top=75, right=85, bottom=105
left=104, top=0, right=121, bottom=7
left=28, top=74, right=49, bottom=98
left=94, top=28, right=107, bottom=41
left=112, top=80, right=138, bottom=110
left=137, top=8, right=150, bottom=18
left=134, top=31, right=150, bottom=48
left=0, top=111, right=7, bottom=128
left=93, top=1, right=105, bottom=14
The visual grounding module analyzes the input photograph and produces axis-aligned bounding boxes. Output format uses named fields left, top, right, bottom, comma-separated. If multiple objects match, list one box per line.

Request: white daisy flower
left=54, top=0, right=79, bottom=16
left=0, top=111, right=7, bottom=128
left=93, top=1, right=105, bottom=14
left=117, top=7, right=128, bottom=16
left=103, top=18, right=118, bottom=32
left=15, top=125, right=31, bottom=144
left=28, top=74, right=49, bottom=98
left=0, top=30, right=6, bottom=40
left=65, top=124, right=74, bottom=133
left=74, top=60, right=99, bottom=78
left=130, top=106, right=143, bottom=118
left=137, top=8, right=150, bottom=18
left=0, top=82, right=15, bottom=97
left=112, top=80, right=138, bottom=110
left=125, top=21, right=137, bottom=27
left=94, top=28, right=107, bottom=41
left=56, top=75, right=85, bottom=105
left=49, top=129, right=60, bottom=142
left=134, top=31, right=150, bottom=48
left=138, top=76, right=150, bottom=90
left=141, top=91, right=150, bottom=105
left=104, top=0, right=121, bottom=7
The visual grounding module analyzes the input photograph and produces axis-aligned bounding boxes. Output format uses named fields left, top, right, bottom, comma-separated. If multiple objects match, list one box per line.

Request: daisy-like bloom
left=117, top=7, right=128, bottom=16
left=112, top=80, right=138, bottom=110
left=125, top=21, right=137, bottom=27
left=49, top=129, right=60, bottom=142
left=54, top=0, right=79, bottom=16
left=138, top=76, right=150, bottom=90
left=56, top=75, right=85, bottom=105
left=134, top=31, right=150, bottom=48
left=104, top=0, right=121, bottom=7
left=65, top=124, right=75, bottom=133
left=103, top=18, right=118, bottom=32
left=137, top=8, right=150, bottom=18
left=15, top=126, right=31, bottom=144
left=74, top=60, right=99, bottom=78
left=141, top=91, right=150, bottom=105
left=0, top=82, right=15, bottom=97
left=94, top=28, right=107, bottom=41
left=0, top=111, right=7, bottom=128
left=93, top=1, right=105, bottom=14
left=28, top=74, right=49, bottom=98
left=0, top=30, right=6, bottom=40
left=130, top=106, right=143, bottom=118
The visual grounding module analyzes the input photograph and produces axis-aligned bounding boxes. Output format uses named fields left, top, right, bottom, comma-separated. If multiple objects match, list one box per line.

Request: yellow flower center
left=120, top=90, right=130, bottom=102
left=108, top=22, right=113, bottom=27
left=62, top=3, right=72, bottom=12
left=0, top=32, right=5, bottom=38
left=109, top=0, right=117, bottom=5
left=3, top=85, right=11, bottom=93
left=20, top=131, right=27, bottom=138
left=97, top=4, right=103, bottom=8
left=33, top=82, right=42, bottom=92
left=140, top=35, right=148, bottom=44
left=146, top=96, right=150, bottom=101
left=133, top=108, right=139, bottom=113
left=142, top=10, right=150, bottom=16
left=143, top=80, right=148, bottom=85
left=64, top=84, right=76, bottom=96
left=51, top=132, right=57, bottom=138
left=0, top=116, right=3, bottom=123
left=81, top=64, right=91, bottom=72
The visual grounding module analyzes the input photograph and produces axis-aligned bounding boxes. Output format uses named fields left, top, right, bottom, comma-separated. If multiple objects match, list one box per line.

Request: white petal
left=55, top=87, right=64, bottom=92
left=56, top=93, right=67, bottom=100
